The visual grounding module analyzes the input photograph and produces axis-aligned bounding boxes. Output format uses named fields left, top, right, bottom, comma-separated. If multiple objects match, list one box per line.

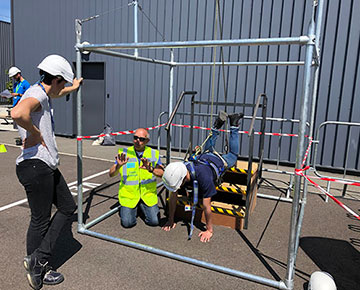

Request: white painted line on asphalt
left=0, top=169, right=109, bottom=212
left=0, top=198, right=28, bottom=212
left=0, top=143, right=114, bottom=163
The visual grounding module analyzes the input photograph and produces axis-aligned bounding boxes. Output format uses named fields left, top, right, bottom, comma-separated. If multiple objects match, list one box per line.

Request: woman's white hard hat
left=8, top=66, right=21, bottom=78
left=37, top=54, right=74, bottom=84
left=162, top=162, right=188, bottom=192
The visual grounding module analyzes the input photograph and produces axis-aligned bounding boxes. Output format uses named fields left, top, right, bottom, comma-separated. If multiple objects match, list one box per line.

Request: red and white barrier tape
left=296, top=167, right=360, bottom=221
left=296, top=138, right=360, bottom=221
left=309, top=176, right=360, bottom=187
left=301, top=137, right=313, bottom=167
left=76, top=120, right=359, bottom=219
left=171, top=123, right=301, bottom=137
left=78, top=122, right=305, bottom=141
left=77, top=123, right=167, bottom=140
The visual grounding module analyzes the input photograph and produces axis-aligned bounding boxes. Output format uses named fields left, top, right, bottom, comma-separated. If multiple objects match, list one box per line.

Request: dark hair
left=39, top=69, right=57, bottom=85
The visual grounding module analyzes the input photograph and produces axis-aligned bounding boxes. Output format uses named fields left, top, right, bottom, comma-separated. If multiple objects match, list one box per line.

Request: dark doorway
left=73, top=62, right=105, bottom=136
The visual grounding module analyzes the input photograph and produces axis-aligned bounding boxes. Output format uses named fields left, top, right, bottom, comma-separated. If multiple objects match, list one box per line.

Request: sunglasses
left=133, top=136, right=148, bottom=142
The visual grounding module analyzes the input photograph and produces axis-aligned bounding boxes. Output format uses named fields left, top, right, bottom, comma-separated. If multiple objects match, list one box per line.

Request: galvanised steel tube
left=77, top=36, right=310, bottom=51
left=256, top=193, right=293, bottom=203
left=75, top=19, right=84, bottom=229
left=284, top=16, right=316, bottom=290
left=313, top=121, right=360, bottom=183
left=84, top=207, right=120, bottom=230
left=293, top=0, right=325, bottom=264
left=88, top=49, right=173, bottom=66
left=80, top=228, right=288, bottom=290
left=167, top=50, right=174, bottom=165
left=175, top=61, right=305, bottom=67
left=133, top=0, right=138, bottom=58
left=84, top=183, right=164, bottom=230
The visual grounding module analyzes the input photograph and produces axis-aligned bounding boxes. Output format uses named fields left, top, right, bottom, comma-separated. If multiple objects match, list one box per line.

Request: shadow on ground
left=49, top=215, right=83, bottom=270
left=300, top=236, right=360, bottom=290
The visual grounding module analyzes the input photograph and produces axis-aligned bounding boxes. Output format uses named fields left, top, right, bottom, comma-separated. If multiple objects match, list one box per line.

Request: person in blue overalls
left=162, top=111, right=243, bottom=242
left=8, top=66, right=31, bottom=107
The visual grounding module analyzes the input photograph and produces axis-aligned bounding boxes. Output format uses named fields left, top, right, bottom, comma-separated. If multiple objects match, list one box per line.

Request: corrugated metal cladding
left=0, top=20, right=11, bottom=94
left=12, top=0, right=360, bottom=172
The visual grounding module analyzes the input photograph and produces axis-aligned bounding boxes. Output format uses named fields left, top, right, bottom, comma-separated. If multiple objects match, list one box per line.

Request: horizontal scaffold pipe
left=80, top=228, right=288, bottom=290
left=175, top=61, right=305, bottom=67
left=77, top=36, right=310, bottom=51
left=86, top=49, right=173, bottom=66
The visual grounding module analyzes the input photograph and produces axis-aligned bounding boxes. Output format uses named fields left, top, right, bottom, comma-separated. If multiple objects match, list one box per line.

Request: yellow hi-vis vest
left=118, top=146, right=159, bottom=208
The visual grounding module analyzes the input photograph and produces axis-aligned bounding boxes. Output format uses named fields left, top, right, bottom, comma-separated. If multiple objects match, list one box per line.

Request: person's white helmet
left=37, top=54, right=74, bottom=84
left=162, top=162, right=188, bottom=192
left=8, top=66, right=21, bottom=78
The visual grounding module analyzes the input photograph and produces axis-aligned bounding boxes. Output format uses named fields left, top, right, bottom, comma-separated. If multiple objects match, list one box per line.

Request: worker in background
left=11, top=54, right=83, bottom=290
left=8, top=66, right=31, bottom=107
left=161, top=111, right=243, bottom=243
left=8, top=66, right=31, bottom=144
left=109, top=128, right=164, bottom=228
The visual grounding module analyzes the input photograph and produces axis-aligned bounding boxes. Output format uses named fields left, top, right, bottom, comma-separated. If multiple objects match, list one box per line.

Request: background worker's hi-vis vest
left=118, top=146, right=159, bottom=208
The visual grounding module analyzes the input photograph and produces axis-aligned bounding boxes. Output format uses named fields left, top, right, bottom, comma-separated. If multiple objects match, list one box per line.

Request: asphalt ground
left=0, top=129, right=360, bottom=290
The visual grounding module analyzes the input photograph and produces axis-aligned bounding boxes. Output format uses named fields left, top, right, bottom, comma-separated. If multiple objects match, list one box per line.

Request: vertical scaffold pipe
left=75, top=19, right=84, bottom=230
left=133, top=0, right=138, bottom=58
left=284, top=13, right=316, bottom=290
left=293, top=0, right=325, bottom=261
left=167, top=49, right=175, bottom=165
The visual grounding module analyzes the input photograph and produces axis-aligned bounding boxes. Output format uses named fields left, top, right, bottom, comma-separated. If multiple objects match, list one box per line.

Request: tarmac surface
left=0, top=114, right=360, bottom=290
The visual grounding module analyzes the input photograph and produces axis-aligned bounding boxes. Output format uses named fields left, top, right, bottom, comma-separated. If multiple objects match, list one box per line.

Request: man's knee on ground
left=121, top=219, right=137, bottom=228
left=145, top=215, right=159, bottom=226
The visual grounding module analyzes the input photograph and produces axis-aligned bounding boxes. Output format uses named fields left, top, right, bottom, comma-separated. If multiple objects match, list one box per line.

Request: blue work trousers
left=120, top=201, right=159, bottom=228
left=203, top=127, right=239, bottom=168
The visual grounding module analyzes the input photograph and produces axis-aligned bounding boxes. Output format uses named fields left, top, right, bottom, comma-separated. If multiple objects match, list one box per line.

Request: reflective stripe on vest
left=118, top=146, right=159, bottom=208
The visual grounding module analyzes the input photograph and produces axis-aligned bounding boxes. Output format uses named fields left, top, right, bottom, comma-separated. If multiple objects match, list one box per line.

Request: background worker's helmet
left=8, top=66, right=21, bottom=78
left=37, top=54, right=74, bottom=84
left=162, top=162, right=188, bottom=192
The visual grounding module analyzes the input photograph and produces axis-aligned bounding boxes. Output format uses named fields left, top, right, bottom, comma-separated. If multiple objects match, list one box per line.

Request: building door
left=73, top=62, right=105, bottom=136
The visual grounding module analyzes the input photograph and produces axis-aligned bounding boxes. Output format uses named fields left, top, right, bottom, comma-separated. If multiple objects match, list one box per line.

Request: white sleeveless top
left=16, top=85, right=59, bottom=170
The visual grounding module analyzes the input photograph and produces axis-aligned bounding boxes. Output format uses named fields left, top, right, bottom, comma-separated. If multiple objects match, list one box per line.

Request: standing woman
left=11, top=55, right=83, bottom=290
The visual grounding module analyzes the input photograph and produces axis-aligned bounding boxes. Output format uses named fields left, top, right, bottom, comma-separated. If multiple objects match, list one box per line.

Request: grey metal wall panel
left=12, top=0, right=360, bottom=171
left=0, top=21, right=11, bottom=94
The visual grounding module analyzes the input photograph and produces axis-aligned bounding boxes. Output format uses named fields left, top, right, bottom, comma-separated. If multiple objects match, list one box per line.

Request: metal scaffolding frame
left=74, top=1, right=324, bottom=289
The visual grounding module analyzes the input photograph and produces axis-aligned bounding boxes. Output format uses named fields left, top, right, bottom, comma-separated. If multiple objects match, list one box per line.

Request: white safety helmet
left=37, top=54, right=74, bottom=84
left=8, top=66, right=21, bottom=78
left=308, top=271, right=337, bottom=290
left=162, top=162, right=188, bottom=192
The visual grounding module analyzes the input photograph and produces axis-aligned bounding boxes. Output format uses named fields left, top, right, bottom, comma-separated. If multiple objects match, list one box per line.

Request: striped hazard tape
left=77, top=123, right=167, bottom=140
left=171, top=123, right=306, bottom=138
left=77, top=121, right=307, bottom=141
left=310, top=176, right=360, bottom=187
left=228, top=167, right=254, bottom=175
left=211, top=205, right=245, bottom=217
left=176, top=198, right=245, bottom=217
left=297, top=138, right=360, bottom=221
left=296, top=168, right=360, bottom=221
left=216, top=184, right=246, bottom=195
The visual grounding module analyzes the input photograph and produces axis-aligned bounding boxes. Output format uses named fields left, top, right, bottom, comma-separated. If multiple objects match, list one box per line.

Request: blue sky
left=0, top=0, right=10, bottom=23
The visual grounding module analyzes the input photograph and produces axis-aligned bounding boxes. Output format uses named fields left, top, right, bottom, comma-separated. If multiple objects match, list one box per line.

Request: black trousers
left=16, top=159, right=76, bottom=263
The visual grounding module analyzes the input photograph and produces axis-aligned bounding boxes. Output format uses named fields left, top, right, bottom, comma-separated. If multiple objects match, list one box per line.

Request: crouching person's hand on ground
left=198, top=230, right=213, bottom=243
left=161, top=221, right=176, bottom=231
